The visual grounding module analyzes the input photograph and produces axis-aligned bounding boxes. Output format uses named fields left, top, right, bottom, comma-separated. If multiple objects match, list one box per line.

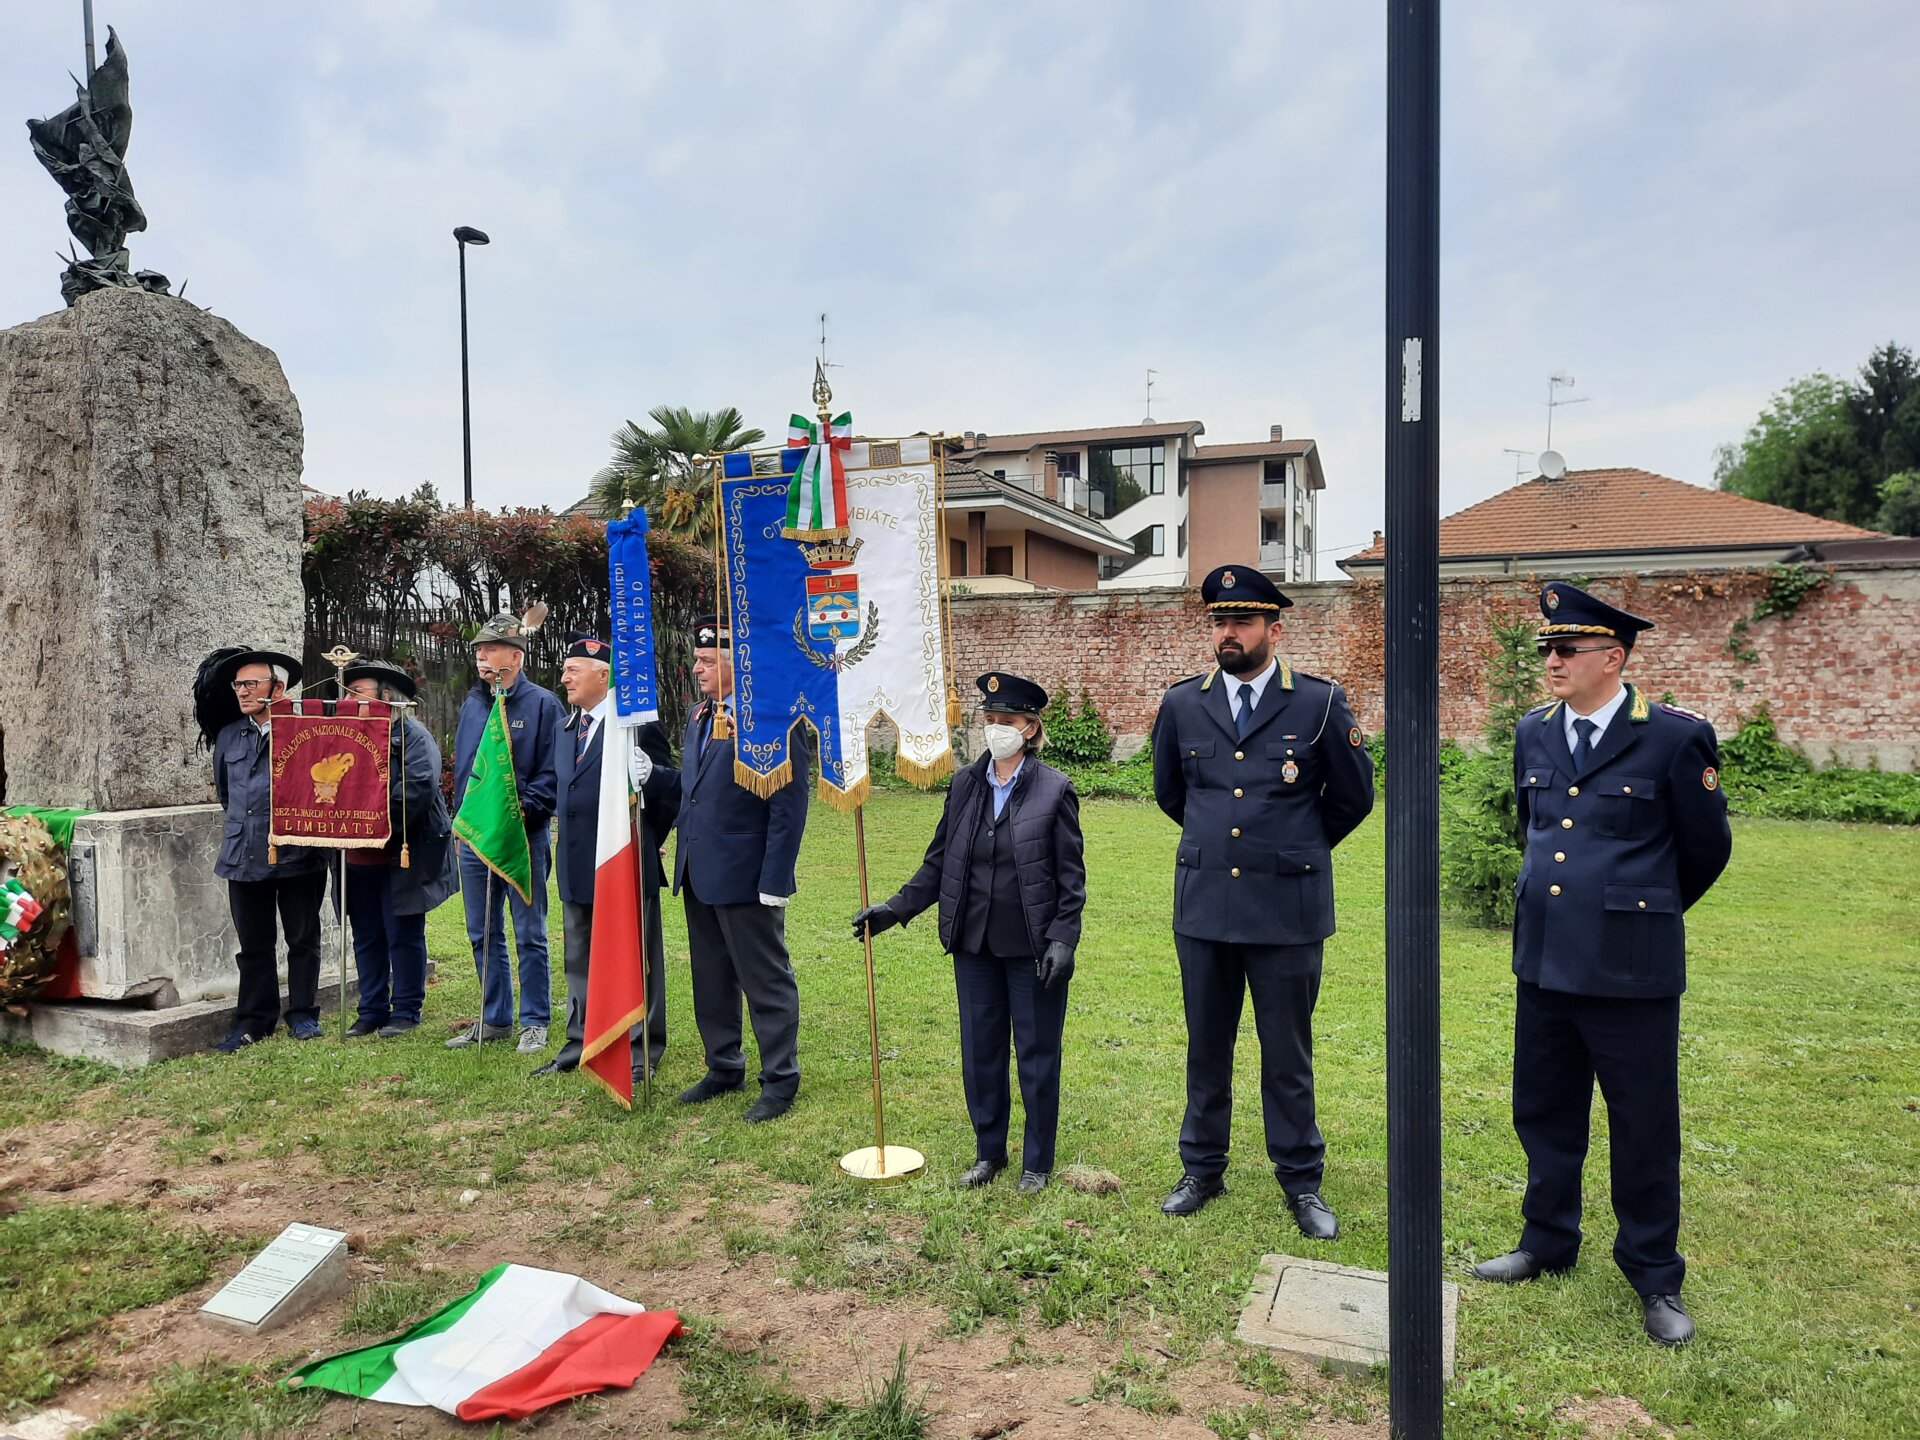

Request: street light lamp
left=454, top=226, right=491, bottom=510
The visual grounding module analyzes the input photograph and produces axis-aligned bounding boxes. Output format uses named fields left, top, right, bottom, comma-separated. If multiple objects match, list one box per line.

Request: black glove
left=851, top=903, right=899, bottom=942
left=1037, top=940, right=1076, bottom=990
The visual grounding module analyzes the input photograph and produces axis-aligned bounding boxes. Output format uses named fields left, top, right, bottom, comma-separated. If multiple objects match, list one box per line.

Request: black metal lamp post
left=454, top=226, right=490, bottom=510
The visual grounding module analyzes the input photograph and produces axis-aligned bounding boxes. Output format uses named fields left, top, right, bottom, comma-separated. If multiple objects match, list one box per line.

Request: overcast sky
left=5, top=1, right=1915, bottom=566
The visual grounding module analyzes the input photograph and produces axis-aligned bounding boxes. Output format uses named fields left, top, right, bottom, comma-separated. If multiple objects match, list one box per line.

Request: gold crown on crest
left=800, top=536, right=864, bottom=569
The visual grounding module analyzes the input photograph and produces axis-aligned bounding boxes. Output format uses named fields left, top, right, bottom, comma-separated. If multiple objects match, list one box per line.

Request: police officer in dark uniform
left=537, top=633, right=678, bottom=1080
left=853, top=672, right=1086, bottom=1193
left=1473, top=582, right=1731, bottom=1347
left=1150, top=565, right=1374, bottom=1236
left=666, top=615, right=811, bottom=1123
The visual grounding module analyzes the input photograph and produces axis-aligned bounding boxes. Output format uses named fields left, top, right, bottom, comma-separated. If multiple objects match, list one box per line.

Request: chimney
left=1042, top=453, right=1059, bottom=503
left=1270, top=424, right=1285, bottom=442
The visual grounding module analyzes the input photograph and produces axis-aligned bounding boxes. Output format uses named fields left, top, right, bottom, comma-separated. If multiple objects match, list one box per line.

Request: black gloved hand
left=1037, top=939, right=1076, bottom=990
left=851, top=903, right=899, bottom=942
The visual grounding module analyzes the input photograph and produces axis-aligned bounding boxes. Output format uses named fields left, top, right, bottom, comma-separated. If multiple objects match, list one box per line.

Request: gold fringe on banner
left=733, top=756, right=794, bottom=800
left=896, top=749, right=954, bottom=789
left=817, top=773, right=871, bottom=813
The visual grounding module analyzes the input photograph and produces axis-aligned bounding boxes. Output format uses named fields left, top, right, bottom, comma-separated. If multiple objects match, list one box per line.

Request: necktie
left=1236, top=683, right=1255, bottom=740
left=576, top=718, right=591, bottom=763
left=1572, top=717, right=1596, bottom=769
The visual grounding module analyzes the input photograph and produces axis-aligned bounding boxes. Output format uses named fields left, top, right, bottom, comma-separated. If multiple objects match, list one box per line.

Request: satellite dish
left=1538, top=450, right=1566, bottom=481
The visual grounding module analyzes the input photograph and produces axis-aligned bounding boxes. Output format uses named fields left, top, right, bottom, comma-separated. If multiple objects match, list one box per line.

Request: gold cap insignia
left=1222, top=570, right=1237, bottom=588
left=987, top=675, right=1000, bottom=693
left=1545, top=589, right=1561, bottom=611
left=1703, top=766, right=1719, bottom=791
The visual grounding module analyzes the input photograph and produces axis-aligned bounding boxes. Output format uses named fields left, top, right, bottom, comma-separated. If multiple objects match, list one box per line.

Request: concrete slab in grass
left=1235, top=1253, right=1458, bottom=1378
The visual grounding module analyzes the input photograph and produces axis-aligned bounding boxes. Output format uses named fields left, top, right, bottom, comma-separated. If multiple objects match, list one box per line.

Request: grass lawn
left=2, top=798, right=1915, bottom=1437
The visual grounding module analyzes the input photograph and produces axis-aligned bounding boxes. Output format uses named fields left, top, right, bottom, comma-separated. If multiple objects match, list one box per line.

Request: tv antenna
left=1501, top=447, right=1534, bottom=483
left=817, top=312, right=841, bottom=375
left=1544, top=372, right=1588, bottom=450
left=1143, top=367, right=1158, bottom=423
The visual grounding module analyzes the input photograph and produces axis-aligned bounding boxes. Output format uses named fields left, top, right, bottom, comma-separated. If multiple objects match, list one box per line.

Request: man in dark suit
left=535, top=634, right=678, bottom=1081
left=664, top=615, right=811, bottom=1122
left=1473, top=582, right=1732, bottom=1347
left=1150, top=564, right=1375, bottom=1236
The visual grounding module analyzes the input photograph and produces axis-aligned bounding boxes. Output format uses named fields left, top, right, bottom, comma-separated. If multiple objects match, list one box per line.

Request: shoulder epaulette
left=1659, top=701, right=1710, bottom=723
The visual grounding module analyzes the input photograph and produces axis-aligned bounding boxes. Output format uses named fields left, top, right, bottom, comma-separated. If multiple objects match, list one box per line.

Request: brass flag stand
left=838, top=802, right=924, bottom=1184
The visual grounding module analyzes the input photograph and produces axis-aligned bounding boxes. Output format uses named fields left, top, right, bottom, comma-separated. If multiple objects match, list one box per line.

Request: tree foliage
left=1716, top=342, right=1920, bottom=532
left=585, top=405, right=766, bottom=540
left=1439, top=612, right=1544, bottom=927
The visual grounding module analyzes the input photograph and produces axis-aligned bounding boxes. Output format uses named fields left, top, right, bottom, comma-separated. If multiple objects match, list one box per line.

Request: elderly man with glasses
left=1472, top=582, right=1732, bottom=1348
left=203, top=648, right=327, bottom=1052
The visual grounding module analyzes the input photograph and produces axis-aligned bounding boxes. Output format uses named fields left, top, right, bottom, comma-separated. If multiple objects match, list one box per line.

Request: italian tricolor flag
left=288, top=1264, right=681, bottom=1421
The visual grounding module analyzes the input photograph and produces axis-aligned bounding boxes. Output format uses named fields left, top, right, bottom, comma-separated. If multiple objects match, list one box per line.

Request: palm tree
left=587, top=405, right=766, bottom=541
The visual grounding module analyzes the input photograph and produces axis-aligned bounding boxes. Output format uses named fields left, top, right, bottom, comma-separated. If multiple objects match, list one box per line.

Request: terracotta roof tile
left=1344, top=468, right=1880, bottom=562
left=1187, top=439, right=1314, bottom=462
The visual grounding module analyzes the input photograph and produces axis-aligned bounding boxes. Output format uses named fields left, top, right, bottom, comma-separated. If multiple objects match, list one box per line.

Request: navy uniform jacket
left=886, top=754, right=1086, bottom=960
left=665, top=700, right=810, bottom=906
left=383, top=716, right=460, bottom=916
left=1152, top=662, right=1375, bottom=945
left=554, top=712, right=679, bottom=906
left=450, top=677, right=565, bottom=829
left=212, top=717, right=322, bottom=882
left=1512, top=684, right=1732, bottom=999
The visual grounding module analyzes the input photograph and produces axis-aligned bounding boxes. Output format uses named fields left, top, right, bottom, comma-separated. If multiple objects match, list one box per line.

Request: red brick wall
left=946, top=563, right=1920, bottom=768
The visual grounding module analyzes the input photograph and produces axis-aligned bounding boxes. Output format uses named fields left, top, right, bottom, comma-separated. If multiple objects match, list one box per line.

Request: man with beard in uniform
left=1150, top=564, right=1374, bottom=1238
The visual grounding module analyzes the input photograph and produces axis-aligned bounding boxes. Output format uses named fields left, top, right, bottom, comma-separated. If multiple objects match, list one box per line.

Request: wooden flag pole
left=839, top=803, right=923, bottom=1185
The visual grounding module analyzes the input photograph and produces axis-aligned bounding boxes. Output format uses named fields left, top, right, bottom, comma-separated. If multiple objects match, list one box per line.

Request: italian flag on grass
left=288, top=1264, right=681, bottom=1421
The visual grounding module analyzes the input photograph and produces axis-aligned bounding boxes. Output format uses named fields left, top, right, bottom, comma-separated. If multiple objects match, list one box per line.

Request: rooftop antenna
left=1501, top=447, right=1533, bottom=484
left=1544, top=372, right=1588, bottom=451
left=817, top=311, right=841, bottom=376
left=1143, top=367, right=1158, bottom=423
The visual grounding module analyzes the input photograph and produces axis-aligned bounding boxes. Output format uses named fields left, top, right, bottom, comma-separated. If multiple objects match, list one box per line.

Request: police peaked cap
left=210, top=647, right=305, bottom=690
left=1199, top=563, right=1291, bottom=614
left=976, top=671, right=1047, bottom=715
left=564, top=632, right=612, bottom=663
left=340, top=658, right=419, bottom=700
left=693, top=614, right=730, bottom=649
left=1536, top=582, right=1653, bottom=648
left=472, top=612, right=530, bottom=651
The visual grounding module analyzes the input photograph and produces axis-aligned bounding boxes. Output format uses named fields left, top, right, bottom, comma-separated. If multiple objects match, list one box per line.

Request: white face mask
left=983, top=723, right=1027, bottom=761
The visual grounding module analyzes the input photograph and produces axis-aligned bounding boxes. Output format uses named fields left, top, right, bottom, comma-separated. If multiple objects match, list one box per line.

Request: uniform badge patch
left=986, top=675, right=1000, bottom=693
left=1349, top=725, right=1363, bottom=748
left=1703, top=766, right=1719, bottom=791
left=1282, top=759, right=1300, bottom=784
left=1545, top=589, right=1560, bottom=611
left=1222, top=569, right=1237, bottom=588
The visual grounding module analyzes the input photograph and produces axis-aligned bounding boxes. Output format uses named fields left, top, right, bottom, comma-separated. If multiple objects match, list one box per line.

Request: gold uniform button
left=1553, top=851, right=1565, bottom=862
left=1561, top=818, right=1574, bottom=830
left=1549, top=884, right=1562, bottom=896
left=1231, top=867, right=1242, bottom=878
left=1234, top=787, right=1244, bottom=798
left=1623, top=785, right=1633, bottom=794
left=1235, top=751, right=1245, bottom=760
left=1638, top=900, right=1648, bottom=909
left=1231, top=827, right=1241, bottom=837
left=1568, top=785, right=1580, bottom=797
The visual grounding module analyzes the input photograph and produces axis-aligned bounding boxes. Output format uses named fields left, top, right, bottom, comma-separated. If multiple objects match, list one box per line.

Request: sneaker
left=212, top=1028, right=262, bottom=1054
left=445, top=1020, right=514, bottom=1049
left=288, top=1018, right=324, bottom=1040
left=377, top=1017, right=421, bottom=1038
left=516, top=1024, right=549, bottom=1055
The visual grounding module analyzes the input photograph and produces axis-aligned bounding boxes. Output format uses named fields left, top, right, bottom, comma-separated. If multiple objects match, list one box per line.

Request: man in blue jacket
left=1150, top=565, right=1375, bottom=1236
left=535, top=634, right=679, bottom=1080
left=448, top=613, right=565, bottom=1053
left=339, top=659, right=459, bottom=1039
left=207, top=647, right=327, bottom=1052
left=1472, top=582, right=1731, bottom=1348
left=666, top=616, right=811, bottom=1122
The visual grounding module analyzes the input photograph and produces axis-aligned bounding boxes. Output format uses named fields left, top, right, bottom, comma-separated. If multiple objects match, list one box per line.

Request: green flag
left=453, top=694, right=533, bottom=902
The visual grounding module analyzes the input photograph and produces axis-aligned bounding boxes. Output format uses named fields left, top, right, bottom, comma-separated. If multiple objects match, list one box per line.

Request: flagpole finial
left=813, top=358, right=833, bottom=420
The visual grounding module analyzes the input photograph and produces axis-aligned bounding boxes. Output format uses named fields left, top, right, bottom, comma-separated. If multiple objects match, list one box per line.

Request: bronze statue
left=26, top=26, right=170, bottom=305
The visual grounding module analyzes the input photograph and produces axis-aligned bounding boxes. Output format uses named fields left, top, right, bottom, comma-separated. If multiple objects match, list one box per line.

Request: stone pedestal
left=0, top=288, right=305, bottom=813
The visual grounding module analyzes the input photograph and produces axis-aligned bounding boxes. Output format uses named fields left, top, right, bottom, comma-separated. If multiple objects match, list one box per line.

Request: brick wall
left=946, top=563, right=1920, bottom=769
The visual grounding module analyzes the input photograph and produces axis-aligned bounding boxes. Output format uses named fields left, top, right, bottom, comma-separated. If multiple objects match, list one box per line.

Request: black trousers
left=1513, top=979, right=1685, bottom=1296
left=681, top=877, right=800, bottom=1098
left=553, top=896, right=667, bottom=1075
left=226, top=869, right=326, bottom=1038
left=1174, top=933, right=1325, bottom=1193
left=953, top=949, right=1069, bottom=1174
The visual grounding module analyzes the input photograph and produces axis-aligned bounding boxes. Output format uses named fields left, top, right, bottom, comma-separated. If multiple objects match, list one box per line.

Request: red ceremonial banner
left=268, top=697, right=394, bottom=849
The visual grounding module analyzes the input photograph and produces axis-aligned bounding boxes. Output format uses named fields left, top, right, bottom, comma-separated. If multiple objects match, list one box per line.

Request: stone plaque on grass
left=199, top=1222, right=348, bottom=1335
left=1235, top=1253, right=1457, bottom=1377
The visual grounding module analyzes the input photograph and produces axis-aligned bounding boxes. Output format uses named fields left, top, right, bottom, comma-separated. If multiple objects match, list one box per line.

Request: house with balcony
left=946, top=420, right=1325, bottom=590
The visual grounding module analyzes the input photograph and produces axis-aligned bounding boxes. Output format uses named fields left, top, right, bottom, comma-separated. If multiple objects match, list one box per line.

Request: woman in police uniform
left=854, top=672, right=1086, bottom=1192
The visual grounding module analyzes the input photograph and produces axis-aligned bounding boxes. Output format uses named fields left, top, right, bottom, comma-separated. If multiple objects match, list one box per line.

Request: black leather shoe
left=1017, top=1170, right=1050, bottom=1195
left=1642, top=1293, right=1694, bottom=1347
left=345, top=1017, right=384, bottom=1038
left=1289, top=1191, right=1339, bottom=1240
left=376, top=1017, right=420, bottom=1037
left=1471, top=1249, right=1566, bottom=1284
left=1161, top=1174, right=1227, bottom=1215
left=959, top=1159, right=1005, bottom=1188
left=677, top=1074, right=746, bottom=1105
left=742, top=1092, right=794, bottom=1124
left=211, top=1028, right=263, bottom=1054
left=529, top=1059, right=574, bottom=1077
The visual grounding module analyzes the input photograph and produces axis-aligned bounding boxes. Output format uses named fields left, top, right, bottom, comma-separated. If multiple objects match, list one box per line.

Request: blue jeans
left=457, top=826, right=552, bottom=1029
left=345, top=865, right=428, bottom=1026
